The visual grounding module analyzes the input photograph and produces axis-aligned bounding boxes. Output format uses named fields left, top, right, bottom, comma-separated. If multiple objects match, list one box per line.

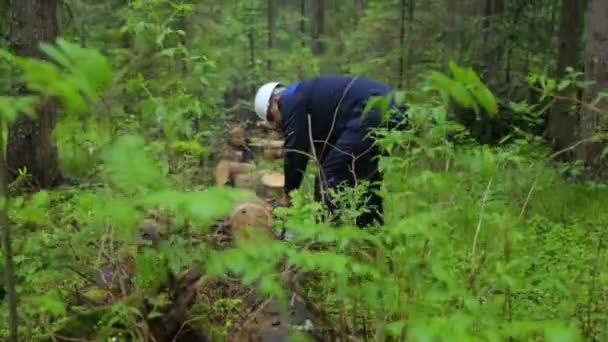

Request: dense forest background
left=0, top=0, right=607, bottom=341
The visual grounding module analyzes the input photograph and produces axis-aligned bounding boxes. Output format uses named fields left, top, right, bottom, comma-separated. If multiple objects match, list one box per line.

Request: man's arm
left=281, top=94, right=310, bottom=197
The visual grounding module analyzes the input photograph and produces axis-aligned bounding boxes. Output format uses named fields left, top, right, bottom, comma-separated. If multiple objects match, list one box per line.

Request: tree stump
left=261, top=172, right=284, bottom=198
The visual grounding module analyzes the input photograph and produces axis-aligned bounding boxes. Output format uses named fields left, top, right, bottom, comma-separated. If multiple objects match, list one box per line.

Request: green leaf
left=470, top=83, right=498, bottom=115
left=170, top=140, right=207, bottom=157
left=0, top=48, right=15, bottom=63
left=39, top=41, right=72, bottom=69
left=544, top=323, right=582, bottom=342
left=385, top=321, right=406, bottom=337
left=508, top=101, right=536, bottom=114
left=448, top=61, right=468, bottom=82
left=101, top=134, right=168, bottom=194
left=138, top=187, right=250, bottom=226
left=363, top=94, right=389, bottom=120
left=14, top=38, right=112, bottom=115
left=557, top=79, right=571, bottom=91
left=83, top=288, right=111, bottom=302
left=428, top=71, right=477, bottom=111
left=0, top=96, right=39, bottom=123
left=29, top=293, right=67, bottom=316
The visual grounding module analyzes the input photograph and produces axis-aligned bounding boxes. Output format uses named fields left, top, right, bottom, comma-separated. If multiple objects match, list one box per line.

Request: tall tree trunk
left=354, top=0, right=365, bottom=24
left=267, top=0, right=273, bottom=77
left=578, top=0, right=608, bottom=168
left=247, top=30, right=256, bottom=93
left=1, top=0, right=10, bottom=45
left=9, top=0, right=62, bottom=188
left=548, top=0, right=586, bottom=156
left=311, top=0, right=325, bottom=54
left=445, top=0, right=457, bottom=62
left=0, top=121, right=17, bottom=342
left=482, top=0, right=505, bottom=86
left=300, top=0, right=305, bottom=47
left=406, top=0, right=415, bottom=86
left=504, top=2, right=528, bottom=87
left=398, top=0, right=406, bottom=88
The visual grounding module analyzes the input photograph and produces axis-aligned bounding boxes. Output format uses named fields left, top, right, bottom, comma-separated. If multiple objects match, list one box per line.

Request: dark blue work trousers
left=313, top=118, right=384, bottom=228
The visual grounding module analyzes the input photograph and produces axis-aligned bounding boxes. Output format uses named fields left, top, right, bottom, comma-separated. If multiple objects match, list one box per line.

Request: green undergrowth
left=1, top=39, right=606, bottom=341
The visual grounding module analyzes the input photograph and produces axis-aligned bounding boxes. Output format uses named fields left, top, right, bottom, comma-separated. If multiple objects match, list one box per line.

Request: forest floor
left=22, top=118, right=332, bottom=341
left=4, top=113, right=608, bottom=342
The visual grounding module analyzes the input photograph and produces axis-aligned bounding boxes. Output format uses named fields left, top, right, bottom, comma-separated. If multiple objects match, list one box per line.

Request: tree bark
left=398, top=0, right=406, bottom=88
left=548, top=0, right=586, bottom=156
left=0, top=122, right=18, bottom=341
left=504, top=1, right=528, bottom=87
left=0, top=0, right=9, bottom=45
left=406, top=0, right=415, bottom=86
left=481, top=0, right=505, bottom=85
left=354, top=0, right=365, bottom=24
left=267, top=0, right=273, bottom=77
left=300, top=0, right=306, bottom=47
left=311, top=0, right=325, bottom=54
left=578, top=0, right=608, bottom=168
left=9, top=0, right=62, bottom=188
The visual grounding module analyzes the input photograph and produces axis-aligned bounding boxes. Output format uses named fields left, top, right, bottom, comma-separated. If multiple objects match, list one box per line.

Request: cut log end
left=215, top=160, right=256, bottom=186
left=260, top=172, right=284, bottom=199
left=261, top=172, right=284, bottom=189
left=229, top=200, right=275, bottom=240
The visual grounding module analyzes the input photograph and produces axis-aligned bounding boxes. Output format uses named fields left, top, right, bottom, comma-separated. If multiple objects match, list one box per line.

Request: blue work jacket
left=278, top=75, right=394, bottom=194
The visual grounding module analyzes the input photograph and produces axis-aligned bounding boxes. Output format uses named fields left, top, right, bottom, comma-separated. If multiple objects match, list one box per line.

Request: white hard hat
left=254, top=82, right=281, bottom=122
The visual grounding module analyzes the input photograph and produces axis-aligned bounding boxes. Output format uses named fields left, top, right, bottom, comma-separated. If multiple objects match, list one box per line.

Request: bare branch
left=471, top=176, right=494, bottom=264
left=549, top=137, right=595, bottom=160
left=319, top=77, right=359, bottom=160
left=519, top=175, right=537, bottom=218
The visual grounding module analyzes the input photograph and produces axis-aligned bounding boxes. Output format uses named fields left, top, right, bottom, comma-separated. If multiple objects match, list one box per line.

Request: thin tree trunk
left=9, top=0, right=62, bottom=188
left=267, top=0, right=273, bottom=77
left=406, top=0, right=415, bottom=86
left=0, top=121, right=17, bottom=341
left=398, top=0, right=406, bottom=88
left=548, top=0, right=585, bottom=156
left=354, top=0, right=365, bottom=24
left=247, top=30, right=256, bottom=93
left=481, top=0, right=491, bottom=75
left=1, top=0, right=10, bottom=45
left=504, top=2, right=527, bottom=87
left=300, top=0, right=305, bottom=47
left=446, top=0, right=457, bottom=63
left=578, top=0, right=608, bottom=168
left=177, top=15, right=188, bottom=75
left=548, top=0, right=557, bottom=46
left=482, top=0, right=504, bottom=85
left=311, top=0, right=325, bottom=54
